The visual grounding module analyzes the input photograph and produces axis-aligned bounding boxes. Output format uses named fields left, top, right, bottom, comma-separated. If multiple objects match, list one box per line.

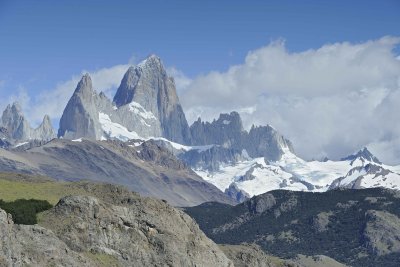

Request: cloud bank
left=1, top=37, right=399, bottom=164
left=179, top=37, right=400, bottom=164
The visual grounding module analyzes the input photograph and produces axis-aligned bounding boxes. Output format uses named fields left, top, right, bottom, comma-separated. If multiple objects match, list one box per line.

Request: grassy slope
left=0, top=172, right=97, bottom=205
left=0, top=172, right=127, bottom=266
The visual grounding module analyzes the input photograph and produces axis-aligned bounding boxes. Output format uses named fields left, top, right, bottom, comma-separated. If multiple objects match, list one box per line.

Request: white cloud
left=25, top=64, right=129, bottom=127
left=179, top=36, right=400, bottom=164
left=167, top=67, right=193, bottom=93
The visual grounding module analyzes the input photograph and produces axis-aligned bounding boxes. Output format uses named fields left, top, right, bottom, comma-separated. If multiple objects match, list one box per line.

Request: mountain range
left=185, top=187, right=400, bottom=267
left=0, top=54, right=399, bottom=206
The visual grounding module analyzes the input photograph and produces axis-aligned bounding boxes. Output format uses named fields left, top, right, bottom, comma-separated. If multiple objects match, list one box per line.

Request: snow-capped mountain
left=191, top=145, right=400, bottom=199
left=2, top=54, right=398, bottom=203
left=58, top=55, right=191, bottom=144
left=329, top=163, right=400, bottom=190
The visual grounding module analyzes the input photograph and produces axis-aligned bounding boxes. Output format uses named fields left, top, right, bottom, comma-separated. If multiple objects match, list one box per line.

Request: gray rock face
left=248, top=193, right=277, bottom=214
left=220, top=244, right=347, bottom=267
left=0, top=208, right=95, bottom=266
left=59, top=55, right=191, bottom=144
left=188, top=112, right=294, bottom=162
left=289, top=254, right=347, bottom=267
left=0, top=182, right=233, bottom=266
left=0, top=102, right=55, bottom=144
left=1, top=102, right=31, bottom=140
left=39, top=193, right=233, bottom=267
left=58, top=74, right=113, bottom=140
left=341, top=147, right=382, bottom=165
left=58, top=73, right=160, bottom=140
left=363, top=210, right=400, bottom=256
left=190, top=112, right=244, bottom=147
left=245, top=124, right=294, bottom=161
left=328, top=163, right=397, bottom=190
left=179, top=146, right=246, bottom=172
left=31, top=114, right=56, bottom=141
left=312, top=211, right=334, bottom=232
left=114, top=55, right=191, bottom=144
left=219, top=244, right=288, bottom=267
left=225, top=183, right=250, bottom=203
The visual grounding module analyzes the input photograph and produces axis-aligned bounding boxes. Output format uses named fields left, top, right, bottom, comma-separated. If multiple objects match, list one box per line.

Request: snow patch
left=14, top=142, right=29, bottom=148
left=128, top=102, right=157, bottom=121
left=151, top=137, right=214, bottom=152
left=99, top=112, right=142, bottom=141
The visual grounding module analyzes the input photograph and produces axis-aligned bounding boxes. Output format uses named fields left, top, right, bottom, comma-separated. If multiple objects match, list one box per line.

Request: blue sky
left=1, top=0, right=400, bottom=163
left=1, top=0, right=399, bottom=86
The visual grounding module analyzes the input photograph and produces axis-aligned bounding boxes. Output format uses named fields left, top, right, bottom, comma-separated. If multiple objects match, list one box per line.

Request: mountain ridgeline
left=185, top=188, right=400, bottom=267
left=57, top=55, right=292, bottom=164
left=58, top=55, right=191, bottom=144
left=1, top=54, right=398, bottom=207
left=0, top=102, right=55, bottom=147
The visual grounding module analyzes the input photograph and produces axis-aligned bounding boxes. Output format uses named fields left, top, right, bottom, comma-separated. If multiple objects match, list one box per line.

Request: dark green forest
left=185, top=188, right=400, bottom=267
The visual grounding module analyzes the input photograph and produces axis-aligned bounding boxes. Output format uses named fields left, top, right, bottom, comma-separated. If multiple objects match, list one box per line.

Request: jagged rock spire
left=58, top=74, right=102, bottom=139
left=113, top=54, right=191, bottom=144
left=0, top=102, right=55, bottom=142
left=341, top=147, right=382, bottom=164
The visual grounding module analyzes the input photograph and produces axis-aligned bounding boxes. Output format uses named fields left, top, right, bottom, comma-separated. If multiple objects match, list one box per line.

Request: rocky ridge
left=185, top=188, right=400, bottom=267
left=0, top=102, right=55, bottom=146
left=58, top=55, right=191, bottom=144
left=0, top=181, right=234, bottom=267
left=0, top=138, right=235, bottom=207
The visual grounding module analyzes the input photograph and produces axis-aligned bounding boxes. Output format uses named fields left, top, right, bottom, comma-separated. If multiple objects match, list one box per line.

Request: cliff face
left=114, top=55, right=191, bottom=144
left=0, top=182, right=233, bottom=267
left=0, top=102, right=55, bottom=144
left=59, top=55, right=191, bottom=144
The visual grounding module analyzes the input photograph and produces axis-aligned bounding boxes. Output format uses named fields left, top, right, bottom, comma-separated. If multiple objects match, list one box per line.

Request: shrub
left=0, top=198, right=52, bottom=225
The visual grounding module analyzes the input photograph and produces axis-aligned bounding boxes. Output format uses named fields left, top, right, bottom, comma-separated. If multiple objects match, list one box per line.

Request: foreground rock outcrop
left=0, top=183, right=233, bottom=267
left=0, top=209, right=96, bottom=266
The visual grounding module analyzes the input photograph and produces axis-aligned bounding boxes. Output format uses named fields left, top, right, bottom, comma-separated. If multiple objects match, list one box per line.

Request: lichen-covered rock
left=289, top=254, right=347, bottom=267
left=0, top=209, right=95, bottom=266
left=39, top=193, right=233, bottom=267
left=219, top=244, right=287, bottom=267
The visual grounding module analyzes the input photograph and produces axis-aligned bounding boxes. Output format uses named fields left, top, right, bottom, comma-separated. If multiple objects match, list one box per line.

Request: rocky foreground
left=0, top=179, right=349, bottom=267
left=0, top=183, right=232, bottom=266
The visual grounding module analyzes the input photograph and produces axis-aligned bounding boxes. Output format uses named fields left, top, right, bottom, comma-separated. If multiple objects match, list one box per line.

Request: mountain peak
left=42, top=114, right=52, bottom=125
left=11, top=101, right=22, bottom=112
left=342, top=147, right=381, bottom=164
left=74, top=74, right=93, bottom=94
left=137, top=54, right=162, bottom=68
left=216, top=111, right=244, bottom=131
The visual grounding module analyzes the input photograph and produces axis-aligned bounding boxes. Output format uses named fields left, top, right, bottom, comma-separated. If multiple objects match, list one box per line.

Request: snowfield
left=95, top=113, right=400, bottom=198
left=194, top=147, right=400, bottom=197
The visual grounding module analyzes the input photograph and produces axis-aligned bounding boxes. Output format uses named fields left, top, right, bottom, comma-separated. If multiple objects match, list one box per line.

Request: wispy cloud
left=179, top=36, right=400, bottom=164
left=20, top=64, right=129, bottom=127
